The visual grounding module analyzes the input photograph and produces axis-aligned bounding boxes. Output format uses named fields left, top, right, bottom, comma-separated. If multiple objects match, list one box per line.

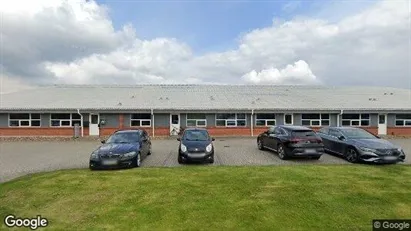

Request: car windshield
left=183, top=130, right=210, bottom=141
left=106, top=132, right=140, bottom=143
left=292, top=130, right=316, bottom=138
left=341, top=129, right=376, bottom=139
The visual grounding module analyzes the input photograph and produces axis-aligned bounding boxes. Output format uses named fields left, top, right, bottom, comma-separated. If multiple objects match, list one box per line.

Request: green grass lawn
left=1, top=165, right=411, bottom=231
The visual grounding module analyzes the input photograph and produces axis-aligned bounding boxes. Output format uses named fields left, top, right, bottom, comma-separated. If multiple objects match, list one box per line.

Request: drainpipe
left=338, top=109, right=344, bottom=127
left=251, top=109, right=254, bottom=137
left=77, top=109, right=84, bottom=137
left=151, top=109, right=155, bottom=137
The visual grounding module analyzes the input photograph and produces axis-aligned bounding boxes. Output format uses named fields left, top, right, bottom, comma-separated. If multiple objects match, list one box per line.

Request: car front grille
left=100, top=154, right=122, bottom=159
left=376, top=149, right=401, bottom=156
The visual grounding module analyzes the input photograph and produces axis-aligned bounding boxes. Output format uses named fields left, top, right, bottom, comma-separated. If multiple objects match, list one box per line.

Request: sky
left=0, top=0, right=410, bottom=93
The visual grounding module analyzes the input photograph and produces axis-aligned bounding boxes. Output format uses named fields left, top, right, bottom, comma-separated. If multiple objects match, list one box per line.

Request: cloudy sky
left=0, top=0, right=410, bottom=93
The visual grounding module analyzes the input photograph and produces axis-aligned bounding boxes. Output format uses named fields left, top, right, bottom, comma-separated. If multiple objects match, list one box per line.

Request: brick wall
left=0, top=128, right=75, bottom=136
left=387, top=127, right=411, bottom=136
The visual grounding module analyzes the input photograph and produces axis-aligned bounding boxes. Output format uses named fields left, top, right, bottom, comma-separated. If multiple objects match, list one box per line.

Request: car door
left=272, top=127, right=287, bottom=148
left=265, top=126, right=277, bottom=149
left=328, top=129, right=345, bottom=155
left=317, top=128, right=331, bottom=148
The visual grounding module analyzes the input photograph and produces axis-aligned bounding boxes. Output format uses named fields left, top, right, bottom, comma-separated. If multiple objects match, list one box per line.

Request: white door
left=170, top=114, right=180, bottom=136
left=378, top=114, right=387, bottom=135
left=89, top=114, right=100, bottom=136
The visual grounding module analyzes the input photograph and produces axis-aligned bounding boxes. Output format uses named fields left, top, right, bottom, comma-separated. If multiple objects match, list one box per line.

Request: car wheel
left=345, top=148, right=359, bottom=163
left=257, top=139, right=265, bottom=150
left=134, top=152, right=142, bottom=167
left=209, top=155, right=215, bottom=164
left=178, top=155, right=185, bottom=164
left=147, top=145, right=152, bottom=155
left=277, top=144, right=289, bottom=160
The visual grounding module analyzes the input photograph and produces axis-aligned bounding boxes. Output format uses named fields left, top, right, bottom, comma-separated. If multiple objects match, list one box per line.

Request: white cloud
left=0, top=0, right=410, bottom=91
left=242, top=60, right=319, bottom=84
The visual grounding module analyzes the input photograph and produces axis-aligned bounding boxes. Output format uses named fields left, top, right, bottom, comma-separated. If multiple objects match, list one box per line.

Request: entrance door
left=89, top=114, right=100, bottom=136
left=170, top=114, right=180, bottom=136
left=378, top=114, right=387, bottom=135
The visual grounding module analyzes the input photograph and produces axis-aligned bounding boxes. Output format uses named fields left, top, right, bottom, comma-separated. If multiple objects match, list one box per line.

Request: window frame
left=186, top=113, right=207, bottom=127
left=49, top=113, right=82, bottom=127
left=255, top=113, right=276, bottom=127
left=284, top=114, right=293, bottom=125
left=301, top=113, right=330, bottom=127
left=341, top=113, right=370, bottom=127
left=215, top=113, right=247, bottom=127
left=130, top=113, right=152, bottom=127
left=8, top=113, right=41, bottom=127
left=394, top=114, right=411, bottom=127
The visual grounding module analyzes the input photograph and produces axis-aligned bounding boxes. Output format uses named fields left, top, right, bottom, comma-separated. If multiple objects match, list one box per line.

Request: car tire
left=147, top=145, right=152, bottom=155
left=209, top=155, right=215, bottom=164
left=277, top=144, right=289, bottom=160
left=345, top=147, right=359, bottom=163
left=134, top=152, right=142, bottom=167
left=257, top=139, right=265, bottom=150
left=178, top=155, right=185, bottom=164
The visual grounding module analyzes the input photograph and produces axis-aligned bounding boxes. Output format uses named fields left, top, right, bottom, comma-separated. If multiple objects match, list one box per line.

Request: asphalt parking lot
left=0, top=138, right=410, bottom=183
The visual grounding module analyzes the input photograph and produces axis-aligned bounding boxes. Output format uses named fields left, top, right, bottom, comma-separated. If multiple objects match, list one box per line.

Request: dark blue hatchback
left=89, top=129, right=152, bottom=170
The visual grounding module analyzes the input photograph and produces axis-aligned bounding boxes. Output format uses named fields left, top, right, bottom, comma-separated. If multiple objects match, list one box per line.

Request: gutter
left=251, top=109, right=254, bottom=137
left=77, top=109, right=84, bottom=137
left=151, top=109, right=155, bottom=137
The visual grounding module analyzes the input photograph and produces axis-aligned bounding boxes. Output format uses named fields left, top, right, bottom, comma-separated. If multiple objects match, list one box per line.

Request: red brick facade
left=1, top=126, right=410, bottom=137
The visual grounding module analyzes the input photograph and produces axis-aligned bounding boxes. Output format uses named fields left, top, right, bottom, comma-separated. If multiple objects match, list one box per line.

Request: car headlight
left=358, top=147, right=377, bottom=153
left=206, top=144, right=213, bottom=152
left=90, top=152, right=99, bottom=159
left=122, top=151, right=137, bottom=158
left=180, top=144, right=187, bottom=152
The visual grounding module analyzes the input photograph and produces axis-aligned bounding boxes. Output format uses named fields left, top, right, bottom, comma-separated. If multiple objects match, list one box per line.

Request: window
left=274, top=127, right=287, bottom=135
left=216, top=113, right=246, bottom=127
left=9, top=113, right=41, bottom=127
left=130, top=113, right=151, bottom=127
left=317, top=127, right=329, bottom=135
left=342, top=114, right=370, bottom=126
left=301, top=114, right=330, bottom=126
left=50, top=113, right=81, bottom=127
left=329, top=129, right=343, bottom=138
left=395, top=114, right=411, bottom=126
left=284, top=114, right=293, bottom=125
left=256, top=113, right=275, bottom=126
left=186, top=114, right=207, bottom=127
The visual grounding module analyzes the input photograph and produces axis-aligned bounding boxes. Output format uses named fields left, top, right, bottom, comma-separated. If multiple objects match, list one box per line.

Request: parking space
left=0, top=138, right=410, bottom=183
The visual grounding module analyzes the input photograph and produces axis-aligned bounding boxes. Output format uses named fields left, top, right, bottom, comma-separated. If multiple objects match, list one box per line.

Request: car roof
left=115, top=129, right=142, bottom=134
left=327, top=127, right=362, bottom=130
left=278, top=125, right=313, bottom=131
left=184, top=127, right=208, bottom=131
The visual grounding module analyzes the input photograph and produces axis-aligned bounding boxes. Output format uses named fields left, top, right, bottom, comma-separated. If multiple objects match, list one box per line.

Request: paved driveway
left=1, top=138, right=410, bottom=183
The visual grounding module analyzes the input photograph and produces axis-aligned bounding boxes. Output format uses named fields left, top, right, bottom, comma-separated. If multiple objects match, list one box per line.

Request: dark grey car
left=257, top=125, right=325, bottom=160
left=317, top=127, right=406, bottom=164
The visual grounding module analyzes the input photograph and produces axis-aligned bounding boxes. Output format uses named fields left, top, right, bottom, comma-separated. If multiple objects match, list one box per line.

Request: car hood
left=95, top=143, right=140, bottom=155
left=349, top=138, right=397, bottom=149
left=181, top=140, right=211, bottom=149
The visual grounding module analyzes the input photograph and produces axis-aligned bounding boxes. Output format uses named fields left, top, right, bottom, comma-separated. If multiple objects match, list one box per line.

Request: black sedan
left=89, top=129, right=152, bottom=170
left=257, top=125, right=325, bottom=160
left=177, top=128, right=215, bottom=164
left=317, top=127, right=406, bottom=164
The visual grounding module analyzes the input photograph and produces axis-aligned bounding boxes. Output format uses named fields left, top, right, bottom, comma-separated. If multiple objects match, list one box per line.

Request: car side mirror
left=375, top=135, right=381, bottom=139
left=338, top=136, right=345, bottom=141
left=177, top=137, right=181, bottom=141
left=101, top=140, right=106, bottom=144
left=212, top=138, right=215, bottom=141
left=142, top=137, right=148, bottom=141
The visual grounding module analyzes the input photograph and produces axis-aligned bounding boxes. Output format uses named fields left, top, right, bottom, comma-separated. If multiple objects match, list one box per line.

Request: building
left=1, top=84, right=411, bottom=137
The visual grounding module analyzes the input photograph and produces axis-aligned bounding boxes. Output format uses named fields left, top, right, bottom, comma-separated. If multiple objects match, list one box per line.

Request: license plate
left=384, top=156, right=397, bottom=160
left=103, top=160, right=118, bottom=165
left=305, top=149, right=316, bottom=153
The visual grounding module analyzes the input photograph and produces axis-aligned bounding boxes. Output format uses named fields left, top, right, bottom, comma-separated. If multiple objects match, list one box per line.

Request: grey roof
left=0, top=84, right=410, bottom=111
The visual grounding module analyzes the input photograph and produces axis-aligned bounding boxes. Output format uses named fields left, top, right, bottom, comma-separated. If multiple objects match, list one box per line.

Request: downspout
left=77, top=109, right=84, bottom=137
left=338, top=109, right=344, bottom=127
left=251, top=109, right=254, bottom=137
left=151, top=109, right=155, bottom=137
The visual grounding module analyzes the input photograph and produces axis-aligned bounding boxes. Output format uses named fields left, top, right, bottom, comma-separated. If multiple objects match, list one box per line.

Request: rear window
left=292, top=130, right=316, bottom=138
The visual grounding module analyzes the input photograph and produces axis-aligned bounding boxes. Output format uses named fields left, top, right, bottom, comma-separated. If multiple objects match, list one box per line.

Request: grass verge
left=1, top=165, right=410, bottom=231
